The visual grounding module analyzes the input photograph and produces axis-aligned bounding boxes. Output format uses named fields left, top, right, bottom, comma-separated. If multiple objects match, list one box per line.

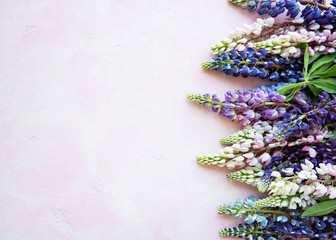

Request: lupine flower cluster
left=188, top=1, right=336, bottom=239
left=202, top=48, right=303, bottom=83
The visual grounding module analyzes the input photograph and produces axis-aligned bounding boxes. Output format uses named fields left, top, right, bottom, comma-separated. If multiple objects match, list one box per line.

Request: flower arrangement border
left=188, top=0, right=336, bottom=239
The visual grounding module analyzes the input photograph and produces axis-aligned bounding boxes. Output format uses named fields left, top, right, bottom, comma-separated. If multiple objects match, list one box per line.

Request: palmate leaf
left=312, top=65, right=336, bottom=78
left=302, top=199, right=336, bottom=217
left=306, top=82, right=322, bottom=96
left=304, top=43, right=309, bottom=78
left=285, top=85, right=302, bottom=101
left=276, top=82, right=304, bottom=101
left=308, top=51, right=323, bottom=64
left=308, top=53, right=336, bottom=78
left=276, top=82, right=304, bottom=95
left=310, top=78, right=336, bottom=93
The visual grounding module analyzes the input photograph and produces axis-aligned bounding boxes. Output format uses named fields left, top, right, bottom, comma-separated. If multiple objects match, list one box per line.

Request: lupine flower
left=190, top=1, right=336, bottom=239
left=187, top=89, right=301, bottom=126
left=211, top=17, right=336, bottom=58
left=202, top=48, right=304, bottom=83
left=275, top=98, right=336, bottom=140
left=228, top=0, right=336, bottom=26
left=219, top=196, right=336, bottom=239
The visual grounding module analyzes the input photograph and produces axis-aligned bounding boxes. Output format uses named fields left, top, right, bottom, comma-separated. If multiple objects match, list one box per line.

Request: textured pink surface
left=0, top=1, right=265, bottom=239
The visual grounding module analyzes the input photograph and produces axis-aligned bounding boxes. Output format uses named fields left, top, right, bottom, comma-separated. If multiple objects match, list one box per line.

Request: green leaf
left=306, top=82, right=322, bottom=96
left=304, top=44, right=309, bottom=78
left=331, top=128, right=336, bottom=140
left=310, top=78, right=336, bottom=93
left=309, top=62, right=334, bottom=79
left=308, top=51, right=323, bottom=64
left=285, top=85, right=302, bottom=101
left=297, top=43, right=306, bottom=49
left=318, top=196, right=331, bottom=202
left=308, top=52, right=336, bottom=78
left=276, top=82, right=304, bottom=95
left=302, top=199, right=336, bottom=217
left=312, top=65, right=336, bottom=78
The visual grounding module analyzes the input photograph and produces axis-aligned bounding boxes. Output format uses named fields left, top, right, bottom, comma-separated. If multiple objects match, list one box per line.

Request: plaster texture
left=0, top=1, right=265, bottom=239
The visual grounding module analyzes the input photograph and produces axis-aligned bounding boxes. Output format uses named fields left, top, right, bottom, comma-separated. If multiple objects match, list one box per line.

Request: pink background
left=0, top=1, right=265, bottom=239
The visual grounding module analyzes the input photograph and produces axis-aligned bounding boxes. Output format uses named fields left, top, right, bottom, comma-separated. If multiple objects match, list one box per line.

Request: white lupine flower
left=272, top=49, right=282, bottom=54
left=288, top=46, right=298, bottom=54
left=264, top=17, right=274, bottom=27
left=255, top=170, right=264, bottom=177
left=328, top=187, right=336, bottom=199
left=308, top=46, right=315, bottom=56
left=289, top=183, right=300, bottom=195
left=316, top=163, right=329, bottom=175
left=252, top=28, right=262, bottom=36
left=256, top=18, right=264, bottom=25
left=228, top=42, right=237, bottom=49
left=233, top=156, right=244, bottom=163
left=309, top=23, right=320, bottom=30
left=331, top=32, right=336, bottom=40
left=301, top=159, right=314, bottom=170
left=314, top=183, right=328, bottom=197
left=319, top=45, right=326, bottom=52
left=307, top=135, right=315, bottom=142
left=302, top=146, right=317, bottom=158
left=324, top=24, right=333, bottom=29
left=300, top=194, right=312, bottom=201
left=280, top=199, right=289, bottom=207
left=299, top=28, right=308, bottom=36
left=299, top=185, right=315, bottom=196
left=291, top=197, right=302, bottom=209
left=258, top=152, right=271, bottom=164
left=245, top=168, right=254, bottom=175
left=281, top=185, right=292, bottom=195
left=224, top=154, right=235, bottom=158
left=271, top=171, right=281, bottom=179
left=275, top=180, right=285, bottom=188
left=243, top=152, right=254, bottom=159
left=316, top=134, right=323, bottom=142
left=223, top=146, right=234, bottom=154
left=300, top=200, right=307, bottom=208
left=252, top=139, right=265, bottom=149
left=282, top=42, right=291, bottom=47
left=246, top=157, right=258, bottom=166
left=237, top=44, right=246, bottom=51
left=289, top=201, right=297, bottom=209
left=241, top=139, right=253, bottom=148
left=298, top=170, right=317, bottom=180
left=293, top=50, right=302, bottom=58
left=281, top=168, right=294, bottom=176
left=226, top=161, right=235, bottom=169
left=328, top=48, right=336, bottom=53
left=232, top=143, right=241, bottom=152
left=254, top=133, right=263, bottom=140
left=308, top=31, right=316, bottom=38
left=327, top=164, right=336, bottom=176
left=280, top=51, right=289, bottom=58
left=237, top=37, right=248, bottom=44
left=320, top=36, right=327, bottom=43
left=282, top=35, right=291, bottom=42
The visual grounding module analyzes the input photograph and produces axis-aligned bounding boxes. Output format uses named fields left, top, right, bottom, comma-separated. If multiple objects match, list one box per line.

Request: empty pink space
left=0, top=1, right=262, bottom=240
